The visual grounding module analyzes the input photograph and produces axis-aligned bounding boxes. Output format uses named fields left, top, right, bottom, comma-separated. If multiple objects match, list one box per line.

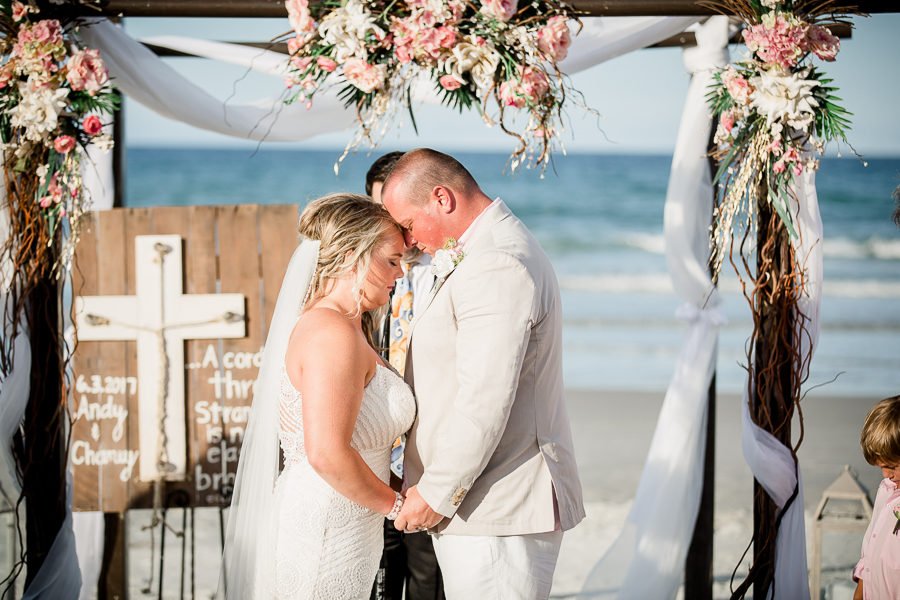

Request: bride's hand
left=393, top=485, right=443, bottom=533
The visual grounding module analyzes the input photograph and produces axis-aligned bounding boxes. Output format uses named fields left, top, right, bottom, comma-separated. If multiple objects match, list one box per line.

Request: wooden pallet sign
left=70, top=204, right=299, bottom=512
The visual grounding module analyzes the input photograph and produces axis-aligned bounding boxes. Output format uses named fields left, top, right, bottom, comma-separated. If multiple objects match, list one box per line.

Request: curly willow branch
left=726, top=178, right=815, bottom=600
left=1, top=149, right=75, bottom=594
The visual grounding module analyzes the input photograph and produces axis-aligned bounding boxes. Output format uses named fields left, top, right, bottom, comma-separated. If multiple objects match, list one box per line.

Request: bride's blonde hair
left=298, top=193, right=401, bottom=345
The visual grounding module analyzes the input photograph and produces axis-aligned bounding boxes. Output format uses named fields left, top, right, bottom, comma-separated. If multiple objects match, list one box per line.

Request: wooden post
left=22, top=277, right=66, bottom=586
left=113, top=90, right=125, bottom=208
left=99, top=513, right=128, bottom=600
left=685, top=379, right=716, bottom=598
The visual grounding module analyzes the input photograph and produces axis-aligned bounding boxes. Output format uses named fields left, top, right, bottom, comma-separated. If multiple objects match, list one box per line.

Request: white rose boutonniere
left=431, top=238, right=465, bottom=280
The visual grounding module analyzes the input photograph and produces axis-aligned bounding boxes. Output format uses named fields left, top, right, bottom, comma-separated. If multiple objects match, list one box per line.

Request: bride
left=220, top=193, right=416, bottom=599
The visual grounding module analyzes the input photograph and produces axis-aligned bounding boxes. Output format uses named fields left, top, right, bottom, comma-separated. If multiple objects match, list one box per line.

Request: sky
left=121, top=13, right=900, bottom=157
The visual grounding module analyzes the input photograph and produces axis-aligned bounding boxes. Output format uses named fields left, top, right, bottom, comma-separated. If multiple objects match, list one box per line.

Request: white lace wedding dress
left=272, top=363, right=416, bottom=600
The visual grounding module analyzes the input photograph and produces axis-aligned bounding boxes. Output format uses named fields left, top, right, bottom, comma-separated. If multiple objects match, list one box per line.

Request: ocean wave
left=559, top=274, right=900, bottom=298
left=824, top=236, right=900, bottom=260
left=607, top=233, right=900, bottom=261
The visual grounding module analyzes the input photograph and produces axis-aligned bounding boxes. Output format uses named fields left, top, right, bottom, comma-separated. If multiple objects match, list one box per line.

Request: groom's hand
left=394, top=485, right=443, bottom=533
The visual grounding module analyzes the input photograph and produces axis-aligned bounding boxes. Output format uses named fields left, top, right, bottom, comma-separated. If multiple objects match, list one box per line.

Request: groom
left=381, top=149, right=585, bottom=599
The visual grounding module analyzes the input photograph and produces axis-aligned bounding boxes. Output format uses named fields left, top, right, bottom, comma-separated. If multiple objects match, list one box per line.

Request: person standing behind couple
left=366, top=153, right=444, bottom=600
left=381, top=149, right=585, bottom=599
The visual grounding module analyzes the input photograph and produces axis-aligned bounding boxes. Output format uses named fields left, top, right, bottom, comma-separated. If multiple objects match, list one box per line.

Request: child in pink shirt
left=854, top=395, right=900, bottom=600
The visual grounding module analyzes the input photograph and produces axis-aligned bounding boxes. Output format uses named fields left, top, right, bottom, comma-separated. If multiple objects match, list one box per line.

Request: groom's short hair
left=385, top=148, right=479, bottom=206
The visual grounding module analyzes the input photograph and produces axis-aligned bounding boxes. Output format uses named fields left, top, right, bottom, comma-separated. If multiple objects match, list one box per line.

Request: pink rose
left=807, top=25, right=840, bottom=61
left=32, top=20, right=63, bottom=46
left=39, top=196, right=53, bottom=208
left=343, top=58, right=385, bottom=93
left=0, top=68, right=13, bottom=89
left=395, top=44, right=412, bottom=64
left=500, top=66, right=549, bottom=108
left=721, top=67, right=751, bottom=106
left=439, top=75, right=463, bottom=91
left=773, top=159, right=786, bottom=174
left=416, top=28, right=443, bottom=59
left=721, top=112, right=735, bottom=133
left=499, top=80, right=524, bottom=107
left=285, top=0, right=315, bottom=34
left=519, top=66, right=549, bottom=101
left=54, top=135, right=76, bottom=154
left=291, top=55, right=312, bottom=71
left=66, top=49, right=108, bottom=95
left=480, top=0, right=517, bottom=22
left=83, top=115, right=103, bottom=136
left=316, top=56, right=337, bottom=72
left=537, top=16, right=571, bottom=62
left=435, top=26, right=456, bottom=49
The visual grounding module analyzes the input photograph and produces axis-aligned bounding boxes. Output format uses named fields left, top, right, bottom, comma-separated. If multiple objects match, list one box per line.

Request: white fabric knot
left=675, top=303, right=727, bottom=326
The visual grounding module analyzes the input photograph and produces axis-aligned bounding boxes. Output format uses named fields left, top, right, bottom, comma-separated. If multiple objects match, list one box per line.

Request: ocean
left=124, top=148, right=900, bottom=399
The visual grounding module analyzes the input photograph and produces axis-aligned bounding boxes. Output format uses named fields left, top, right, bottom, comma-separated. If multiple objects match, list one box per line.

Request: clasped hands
left=393, top=485, right=443, bottom=533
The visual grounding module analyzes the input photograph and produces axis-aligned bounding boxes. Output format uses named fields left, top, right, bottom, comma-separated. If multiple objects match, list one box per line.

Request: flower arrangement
left=705, top=0, right=854, bottom=272
left=0, top=0, right=118, bottom=277
left=281, top=0, right=581, bottom=170
left=431, top=237, right=464, bottom=280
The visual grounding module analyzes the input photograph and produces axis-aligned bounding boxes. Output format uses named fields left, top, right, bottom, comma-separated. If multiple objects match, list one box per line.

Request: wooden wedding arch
left=12, top=1, right=897, bottom=599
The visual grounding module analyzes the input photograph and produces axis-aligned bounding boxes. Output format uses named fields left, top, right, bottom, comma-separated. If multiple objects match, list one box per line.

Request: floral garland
left=705, top=0, right=854, bottom=272
left=0, top=0, right=118, bottom=279
left=281, top=0, right=581, bottom=171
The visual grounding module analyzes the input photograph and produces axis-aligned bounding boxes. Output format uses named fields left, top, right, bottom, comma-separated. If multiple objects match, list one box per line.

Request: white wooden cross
left=74, top=234, right=245, bottom=482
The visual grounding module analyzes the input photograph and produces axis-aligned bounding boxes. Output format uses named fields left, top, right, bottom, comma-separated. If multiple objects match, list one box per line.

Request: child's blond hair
left=860, top=395, right=900, bottom=465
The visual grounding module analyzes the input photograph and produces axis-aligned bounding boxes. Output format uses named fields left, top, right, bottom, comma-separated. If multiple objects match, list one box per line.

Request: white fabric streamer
left=78, top=20, right=352, bottom=142
left=560, top=17, right=701, bottom=74
left=577, top=16, right=730, bottom=599
left=738, top=160, right=820, bottom=600
left=219, top=238, right=319, bottom=599
left=73, top=511, right=105, bottom=600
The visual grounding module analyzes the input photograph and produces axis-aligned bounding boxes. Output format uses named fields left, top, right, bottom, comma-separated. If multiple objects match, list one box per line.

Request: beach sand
left=122, top=388, right=883, bottom=599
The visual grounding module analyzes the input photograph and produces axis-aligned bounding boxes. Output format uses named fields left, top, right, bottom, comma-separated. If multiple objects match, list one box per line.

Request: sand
left=118, top=388, right=884, bottom=599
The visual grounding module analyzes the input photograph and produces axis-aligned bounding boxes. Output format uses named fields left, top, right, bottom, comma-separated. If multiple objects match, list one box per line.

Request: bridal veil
left=219, top=238, right=320, bottom=599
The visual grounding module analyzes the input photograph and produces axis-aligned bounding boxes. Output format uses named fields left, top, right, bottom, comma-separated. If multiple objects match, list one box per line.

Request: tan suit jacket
left=403, top=200, right=585, bottom=536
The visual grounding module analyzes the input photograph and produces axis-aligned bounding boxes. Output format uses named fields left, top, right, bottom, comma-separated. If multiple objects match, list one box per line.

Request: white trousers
left=431, top=531, right=564, bottom=600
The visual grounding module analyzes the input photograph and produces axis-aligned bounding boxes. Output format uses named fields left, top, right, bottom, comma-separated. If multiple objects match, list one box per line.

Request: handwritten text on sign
left=70, top=377, right=139, bottom=482
left=189, top=343, right=263, bottom=505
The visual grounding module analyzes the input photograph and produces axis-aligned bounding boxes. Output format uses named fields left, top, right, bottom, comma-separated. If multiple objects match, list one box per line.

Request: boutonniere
left=431, top=238, right=465, bottom=280
left=893, top=506, right=900, bottom=535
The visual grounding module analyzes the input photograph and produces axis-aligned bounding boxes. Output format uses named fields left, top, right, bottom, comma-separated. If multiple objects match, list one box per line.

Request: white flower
left=439, top=36, right=501, bottom=96
left=503, top=25, right=539, bottom=62
left=93, top=134, right=115, bottom=152
left=36, top=163, right=49, bottom=184
left=431, top=239, right=465, bottom=279
left=761, top=0, right=781, bottom=8
left=10, top=81, right=69, bottom=143
left=318, top=0, right=384, bottom=62
left=749, top=67, right=818, bottom=131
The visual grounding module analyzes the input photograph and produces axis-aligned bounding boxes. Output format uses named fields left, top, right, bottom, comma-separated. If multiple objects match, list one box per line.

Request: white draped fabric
left=738, top=162, right=821, bottom=599
left=577, top=17, right=730, bottom=599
